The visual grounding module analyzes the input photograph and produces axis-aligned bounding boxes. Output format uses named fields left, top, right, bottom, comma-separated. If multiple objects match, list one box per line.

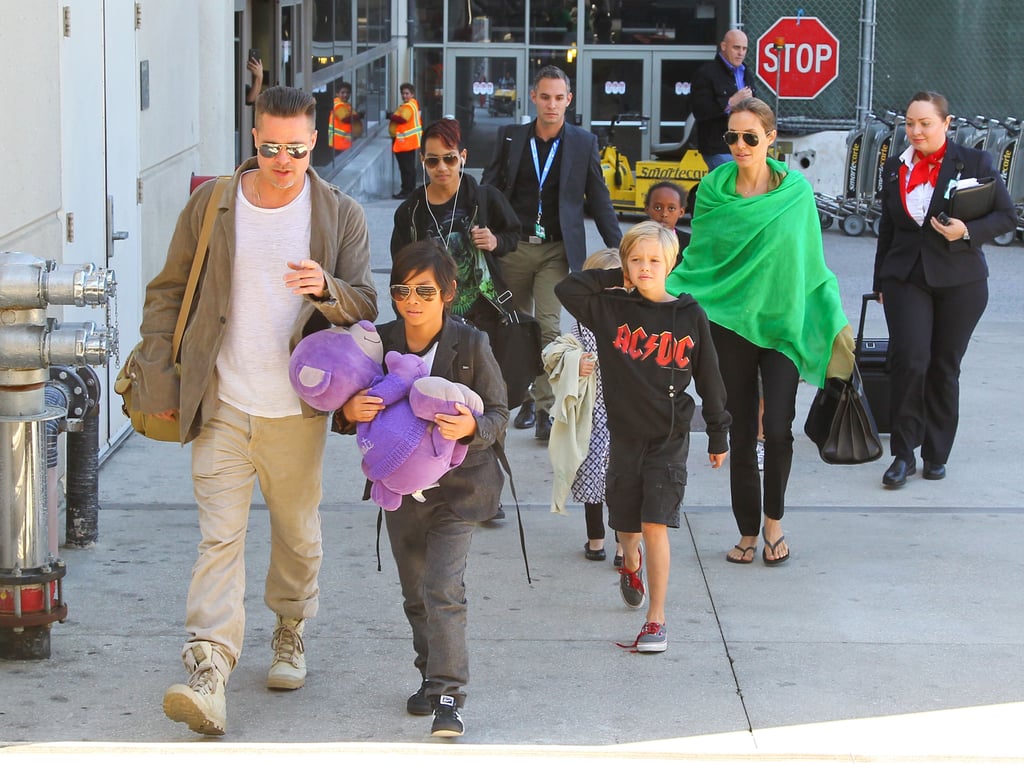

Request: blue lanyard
left=530, top=137, right=559, bottom=222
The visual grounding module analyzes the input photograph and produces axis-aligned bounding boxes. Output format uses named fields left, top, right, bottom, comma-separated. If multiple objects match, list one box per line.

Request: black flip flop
left=762, top=530, right=790, bottom=566
left=726, top=544, right=756, bottom=564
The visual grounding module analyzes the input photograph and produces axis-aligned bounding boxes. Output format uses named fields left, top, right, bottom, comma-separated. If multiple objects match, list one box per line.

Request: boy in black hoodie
left=555, top=221, right=730, bottom=652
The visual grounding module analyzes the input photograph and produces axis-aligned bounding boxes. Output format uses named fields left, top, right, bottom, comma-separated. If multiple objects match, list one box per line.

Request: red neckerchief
left=905, top=142, right=947, bottom=192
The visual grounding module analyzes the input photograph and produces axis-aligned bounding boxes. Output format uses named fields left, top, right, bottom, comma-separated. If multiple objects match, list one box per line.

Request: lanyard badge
left=531, top=137, right=559, bottom=242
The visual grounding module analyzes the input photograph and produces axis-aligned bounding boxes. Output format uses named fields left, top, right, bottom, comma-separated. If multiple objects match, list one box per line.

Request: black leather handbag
left=804, top=366, right=884, bottom=465
left=465, top=293, right=543, bottom=411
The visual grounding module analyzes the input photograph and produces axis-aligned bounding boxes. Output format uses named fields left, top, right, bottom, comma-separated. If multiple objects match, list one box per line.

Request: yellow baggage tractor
left=599, top=113, right=708, bottom=216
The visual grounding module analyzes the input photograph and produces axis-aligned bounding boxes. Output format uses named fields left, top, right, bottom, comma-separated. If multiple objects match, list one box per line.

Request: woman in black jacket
left=873, top=91, right=1015, bottom=488
left=391, top=118, right=520, bottom=317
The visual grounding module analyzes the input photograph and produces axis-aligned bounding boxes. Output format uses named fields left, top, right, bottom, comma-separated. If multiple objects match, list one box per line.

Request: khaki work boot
left=267, top=615, right=306, bottom=690
left=163, top=641, right=228, bottom=735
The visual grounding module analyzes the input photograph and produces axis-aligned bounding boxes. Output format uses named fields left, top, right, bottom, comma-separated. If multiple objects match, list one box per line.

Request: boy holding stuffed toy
left=336, top=239, right=508, bottom=737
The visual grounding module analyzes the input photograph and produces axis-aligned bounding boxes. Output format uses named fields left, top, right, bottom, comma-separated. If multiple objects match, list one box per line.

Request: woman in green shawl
left=666, top=98, right=851, bottom=566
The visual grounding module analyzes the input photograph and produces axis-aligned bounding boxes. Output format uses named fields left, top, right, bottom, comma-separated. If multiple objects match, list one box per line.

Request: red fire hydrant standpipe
left=0, top=251, right=115, bottom=660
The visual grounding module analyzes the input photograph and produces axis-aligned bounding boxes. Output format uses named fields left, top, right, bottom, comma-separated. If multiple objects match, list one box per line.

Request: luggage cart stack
left=984, top=117, right=1023, bottom=246
left=815, top=112, right=900, bottom=237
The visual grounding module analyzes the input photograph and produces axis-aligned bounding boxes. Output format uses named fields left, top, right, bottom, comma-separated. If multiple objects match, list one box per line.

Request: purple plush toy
left=289, top=322, right=483, bottom=510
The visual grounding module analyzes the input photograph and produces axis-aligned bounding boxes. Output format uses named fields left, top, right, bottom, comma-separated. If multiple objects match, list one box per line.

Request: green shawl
left=665, top=157, right=848, bottom=388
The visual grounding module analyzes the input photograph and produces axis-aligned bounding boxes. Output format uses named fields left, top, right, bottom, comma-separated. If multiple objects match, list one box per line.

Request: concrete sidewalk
left=2, top=202, right=1022, bottom=763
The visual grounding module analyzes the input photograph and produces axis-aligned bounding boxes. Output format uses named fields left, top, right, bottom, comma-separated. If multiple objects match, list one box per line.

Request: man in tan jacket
left=135, top=86, right=377, bottom=736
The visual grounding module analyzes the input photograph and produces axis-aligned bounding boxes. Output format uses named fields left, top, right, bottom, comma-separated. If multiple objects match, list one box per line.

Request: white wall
left=137, top=0, right=233, bottom=289
left=780, top=130, right=848, bottom=198
left=0, top=4, right=63, bottom=260
left=0, top=0, right=234, bottom=453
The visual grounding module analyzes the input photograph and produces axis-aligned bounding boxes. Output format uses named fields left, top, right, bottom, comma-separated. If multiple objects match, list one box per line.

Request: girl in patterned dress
left=571, top=249, right=623, bottom=565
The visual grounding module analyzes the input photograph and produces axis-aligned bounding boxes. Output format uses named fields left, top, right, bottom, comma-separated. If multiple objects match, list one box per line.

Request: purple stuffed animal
left=289, top=324, right=483, bottom=510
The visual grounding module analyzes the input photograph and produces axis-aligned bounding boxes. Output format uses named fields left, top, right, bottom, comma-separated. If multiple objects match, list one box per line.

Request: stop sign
left=756, top=16, right=839, bottom=99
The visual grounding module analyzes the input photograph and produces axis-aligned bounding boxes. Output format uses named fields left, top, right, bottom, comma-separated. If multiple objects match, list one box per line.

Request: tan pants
left=184, top=401, right=327, bottom=675
left=499, top=239, right=569, bottom=413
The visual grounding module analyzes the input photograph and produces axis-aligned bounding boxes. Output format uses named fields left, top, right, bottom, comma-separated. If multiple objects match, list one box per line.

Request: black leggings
left=711, top=324, right=800, bottom=537
left=584, top=503, right=619, bottom=544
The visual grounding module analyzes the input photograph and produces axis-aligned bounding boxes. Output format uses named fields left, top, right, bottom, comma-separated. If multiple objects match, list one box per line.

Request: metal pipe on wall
left=0, top=252, right=114, bottom=660
left=856, top=0, right=877, bottom=127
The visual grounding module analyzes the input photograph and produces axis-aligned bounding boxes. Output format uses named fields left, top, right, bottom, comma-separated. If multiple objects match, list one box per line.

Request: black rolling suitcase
left=856, top=292, right=891, bottom=433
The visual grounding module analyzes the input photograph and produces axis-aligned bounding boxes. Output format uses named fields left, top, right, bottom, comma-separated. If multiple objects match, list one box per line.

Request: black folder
left=949, top=178, right=996, bottom=221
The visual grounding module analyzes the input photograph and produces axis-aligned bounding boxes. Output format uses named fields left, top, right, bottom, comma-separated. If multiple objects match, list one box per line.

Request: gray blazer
left=482, top=120, right=622, bottom=272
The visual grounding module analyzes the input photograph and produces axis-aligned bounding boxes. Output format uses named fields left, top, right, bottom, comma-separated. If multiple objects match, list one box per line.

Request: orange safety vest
left=391, top=97, right=422, bottom=153
left=329, top=98, right=353, bottom=151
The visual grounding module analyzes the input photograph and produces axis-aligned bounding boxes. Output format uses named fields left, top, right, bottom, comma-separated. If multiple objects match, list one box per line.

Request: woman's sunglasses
left=419, top=153, right=460, bottom=168
left=723, top=131, right=761, bottom=147
left=258, top=143, right=310, bottom=159
left=390, top=284, right=439, bottom=301
left=422, top=154, right=461, bottom=169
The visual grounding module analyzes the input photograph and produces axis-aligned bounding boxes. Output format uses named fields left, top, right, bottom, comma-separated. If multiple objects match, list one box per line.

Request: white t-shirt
left=215, top=172, right=311, bottom=418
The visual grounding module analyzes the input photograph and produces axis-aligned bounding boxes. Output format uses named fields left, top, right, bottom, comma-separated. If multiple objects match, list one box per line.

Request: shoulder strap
left=172, top=175, right=230, bottom=363
left=492, top=439, right=532, bottom=584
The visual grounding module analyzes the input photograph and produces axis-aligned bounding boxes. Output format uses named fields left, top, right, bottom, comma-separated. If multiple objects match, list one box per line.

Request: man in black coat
left=482, top=65, right=622, bottom=440
left=690, top=29, right=755, bottom=170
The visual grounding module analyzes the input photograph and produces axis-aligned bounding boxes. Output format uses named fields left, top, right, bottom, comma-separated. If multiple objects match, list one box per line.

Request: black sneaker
left=431, top=694, right=464, bottom=737
left=407, top=679, right=431, bottom=716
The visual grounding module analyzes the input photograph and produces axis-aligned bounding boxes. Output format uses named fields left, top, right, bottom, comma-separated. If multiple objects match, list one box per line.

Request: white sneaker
left=163, top=641, right=227, bottom=735
left=267, top=615, right=306, bottom=690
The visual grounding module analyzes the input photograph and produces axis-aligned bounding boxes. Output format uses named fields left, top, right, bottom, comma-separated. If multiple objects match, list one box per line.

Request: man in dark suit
left=690, top=29, right=755, bottom=170
left=482, top=65, right=622, bottom=440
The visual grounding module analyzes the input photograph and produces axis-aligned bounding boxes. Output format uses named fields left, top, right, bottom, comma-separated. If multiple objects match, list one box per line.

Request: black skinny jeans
left=711, top=324, right=800, bottom=537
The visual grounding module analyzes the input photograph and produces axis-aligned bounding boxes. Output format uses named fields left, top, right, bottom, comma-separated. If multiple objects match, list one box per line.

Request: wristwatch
left=962, top=228, right=971, bottom=241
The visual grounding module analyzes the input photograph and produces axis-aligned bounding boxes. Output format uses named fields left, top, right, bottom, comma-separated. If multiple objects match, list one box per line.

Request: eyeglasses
left=390, top=284, right=439, bottom=301
left=422, top=154, right=461, bottom=169
left=257, top=143, right=310, bottom=159
left=723, top=131, right=761, bottom=147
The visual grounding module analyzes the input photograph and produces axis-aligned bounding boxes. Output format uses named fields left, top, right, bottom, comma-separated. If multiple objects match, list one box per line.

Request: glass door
left=582, top=53, right=649, bottom=161
left=581, top=50, right=714, bottom=157
left=654, top=55, right=707, bottom=148
left=447, top=50, right=526, bottom=171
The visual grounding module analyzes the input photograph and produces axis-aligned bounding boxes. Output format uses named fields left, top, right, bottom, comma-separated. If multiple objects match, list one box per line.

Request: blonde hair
left=583, top=247, right=621, bottom=271
left=621, top=220, right=678, bottom=263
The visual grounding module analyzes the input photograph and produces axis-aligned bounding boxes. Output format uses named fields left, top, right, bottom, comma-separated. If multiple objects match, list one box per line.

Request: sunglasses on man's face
left=390, top=284, right=439, bottom=301
left=423, top=154, right=461, bottom=169
left=258, top=142, right=310, bottom=159
left=723, top=131, right=761, bottom=147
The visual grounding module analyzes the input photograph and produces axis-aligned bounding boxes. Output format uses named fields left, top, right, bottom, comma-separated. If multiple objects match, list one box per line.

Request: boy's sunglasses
left=723, top=131, right=761, bottom=147
left=422, top=154, right=461, bottom=169
left=390, top=284, right=439, bottom=301
left=258, top=142, right=310, bottom=159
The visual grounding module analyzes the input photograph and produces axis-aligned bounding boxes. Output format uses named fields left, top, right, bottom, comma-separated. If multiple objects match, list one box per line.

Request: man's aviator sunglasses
left=422, top=154, right=461, bottom=169
left=258, top=142, right=310, bottom=159
left=723, top=131, right=762, bottom=148
left=390, top=284, right=439, bottom=301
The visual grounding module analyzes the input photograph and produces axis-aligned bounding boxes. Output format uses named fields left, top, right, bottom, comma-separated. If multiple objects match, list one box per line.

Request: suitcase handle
left=856, top=292, right=882, bottom=360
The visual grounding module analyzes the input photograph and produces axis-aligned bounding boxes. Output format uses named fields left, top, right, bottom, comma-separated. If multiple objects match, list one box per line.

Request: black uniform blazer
left=481, top=120, right=622, bottom=273
left=377, top=317, right=508, bottom=522
left=690, top=55, right=756, bottom=156
left=873, top=142, right=1015, bottom=292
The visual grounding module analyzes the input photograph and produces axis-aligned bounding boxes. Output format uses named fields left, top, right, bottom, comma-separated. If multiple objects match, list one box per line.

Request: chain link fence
left=740, top=0, right=1022, bottom=130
